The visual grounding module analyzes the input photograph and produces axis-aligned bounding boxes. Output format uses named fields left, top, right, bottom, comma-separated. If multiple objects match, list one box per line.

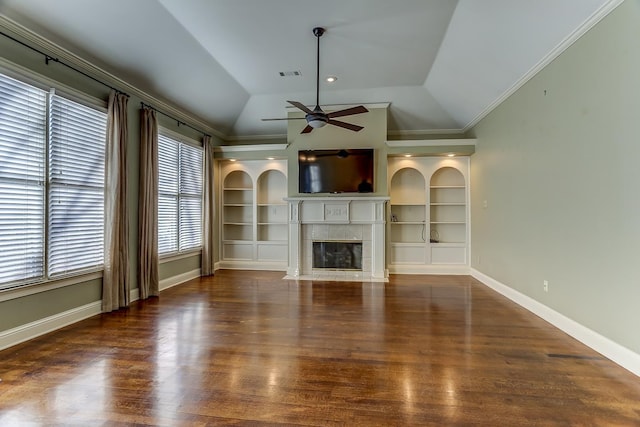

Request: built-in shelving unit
left=223, top=170, right=253, bottom=243
left=257, top=170, right=288, bottom=243
left=219, top=160, right=288, bottom=270
left=387, top=157, right=469, bottom=274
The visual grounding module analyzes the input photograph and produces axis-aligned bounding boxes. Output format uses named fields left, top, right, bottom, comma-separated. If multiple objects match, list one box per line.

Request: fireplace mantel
left=283, top=196, right=389, bottom=281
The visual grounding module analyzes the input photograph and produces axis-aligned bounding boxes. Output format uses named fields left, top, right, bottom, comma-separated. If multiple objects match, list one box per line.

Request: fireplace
left=284, top=196, right=389, bottom=282
left=313, top=241, right=362, bottom=270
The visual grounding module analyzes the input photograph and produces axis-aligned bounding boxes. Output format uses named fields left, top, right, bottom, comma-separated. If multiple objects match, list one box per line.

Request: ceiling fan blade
left=327, top=119, right=364, bottom=132
left=287, top=100, right=314, bottom=115
left=327, top=105, right=369, bottom=119
left=261, top=117, right=307, bottom=121
left=301, top=125, right=314, bottom=134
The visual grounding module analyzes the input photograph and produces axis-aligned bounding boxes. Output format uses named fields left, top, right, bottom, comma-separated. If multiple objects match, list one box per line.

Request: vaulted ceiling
left=0, top=0, right=614, bottom=140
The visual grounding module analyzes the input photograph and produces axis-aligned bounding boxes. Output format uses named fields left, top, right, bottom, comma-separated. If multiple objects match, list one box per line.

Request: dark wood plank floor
left=1, top=270, right=639, bottom=426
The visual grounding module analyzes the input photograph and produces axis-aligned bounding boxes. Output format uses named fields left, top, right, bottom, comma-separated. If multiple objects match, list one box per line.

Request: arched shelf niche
left=389, top=167, right=427, bottom=244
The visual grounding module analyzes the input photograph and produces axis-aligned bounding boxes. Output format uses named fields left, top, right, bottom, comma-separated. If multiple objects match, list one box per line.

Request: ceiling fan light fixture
left=308, top=118, right=328, bottom=128
left=326, top=75, right=337, bottom=83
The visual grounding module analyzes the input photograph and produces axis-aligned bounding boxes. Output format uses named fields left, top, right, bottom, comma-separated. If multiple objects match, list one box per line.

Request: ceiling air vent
left=279, top=70, right=301, bottom=77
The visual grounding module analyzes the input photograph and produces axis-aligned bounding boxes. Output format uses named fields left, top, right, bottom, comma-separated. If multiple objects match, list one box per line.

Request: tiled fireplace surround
left=284, top=197, right=389, bottom=282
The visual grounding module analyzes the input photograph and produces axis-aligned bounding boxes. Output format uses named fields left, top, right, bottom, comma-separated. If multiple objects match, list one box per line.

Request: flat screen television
left=298, top=149, right=374, bottom=194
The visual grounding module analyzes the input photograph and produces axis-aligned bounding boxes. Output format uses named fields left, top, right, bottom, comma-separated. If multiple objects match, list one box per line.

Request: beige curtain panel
left=138, top=107, right=159, bottom=299
left=201, top=135, right=215, bottom=276
left=103, top=91, right=130, bottom=312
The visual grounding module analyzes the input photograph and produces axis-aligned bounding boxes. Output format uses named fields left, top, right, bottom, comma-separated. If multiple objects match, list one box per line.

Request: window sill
left=0, top=270, right=104, bottom=303
left=159, top=249, right=202, bottom=264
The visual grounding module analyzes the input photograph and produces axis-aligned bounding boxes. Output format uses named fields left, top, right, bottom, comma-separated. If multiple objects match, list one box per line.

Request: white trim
left=285, top=102, right=390, bottom=111
left=130, top=287, right=140, bottom=302
left=159, top=249, right=202, bottom=263
left=0, top=301, right=101, bottom=351
left=386, top=139, right=476, bottom=148
left=0, top=271, right=103, bottom=303
left=159, top=268, right=201, bottom=291
left=0, top=15, right=224, bottom=139
left=471, top=268, right=640, bottom=378
left=216, top=144, right=289, bottom=152
left=462, top=0, right=625, bottom=132
left=0, top=58, right=107, bottom=110
left=224, top=134, right=287, bottom=142
left=389, top=265, right=470, bottom=275
left=387, top=129, right=465, bottom=137
left=159, top=126, right=203, bottom=148
left=217, top=260, right=287, bottom=271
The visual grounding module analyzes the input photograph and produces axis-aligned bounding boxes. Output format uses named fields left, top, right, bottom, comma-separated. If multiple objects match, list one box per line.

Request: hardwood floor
left=1, top=270, right=639, bottom=426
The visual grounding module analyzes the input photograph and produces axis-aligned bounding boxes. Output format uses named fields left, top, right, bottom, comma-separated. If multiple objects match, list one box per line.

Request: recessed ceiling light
left=266, top=157, right=275, bottom=160
left=404, top=154, right=412, bottom=157
left=447, top=153, right=455, bottom=157
left=229, top=158, right=237, bottom=162
left=326, top=75, right=337, bottom=83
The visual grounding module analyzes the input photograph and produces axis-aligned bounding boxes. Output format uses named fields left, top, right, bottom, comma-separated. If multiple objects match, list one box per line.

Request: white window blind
left=158, top=133, right=203, bottom=255
left=0, top=74, right=46, bottom=289
left=48, top=94, right=107, bottom=276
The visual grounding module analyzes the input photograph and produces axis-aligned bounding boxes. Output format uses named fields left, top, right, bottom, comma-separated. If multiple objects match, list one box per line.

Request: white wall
left=469, top=0, right=640, bottom=355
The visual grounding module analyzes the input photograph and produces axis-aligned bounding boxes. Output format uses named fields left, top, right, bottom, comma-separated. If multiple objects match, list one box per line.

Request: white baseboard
left=389, top=264, right=470, bottom=275
left=217, top=260, right=287, bottom=271
left=0, top=301, right=102, bottom=352
left=130, top=287, right=140, bottom=302
left=159, top=268, right=201, bottom=291
left=471, top=268, right=640, bottom=377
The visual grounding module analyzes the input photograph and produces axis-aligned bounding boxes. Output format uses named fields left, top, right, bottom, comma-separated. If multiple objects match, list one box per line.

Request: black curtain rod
left=0, top=30, right=128, bottom=96
left=0, top=30, right=211, bottom=139
left=140, top=102, right=211, bottom=138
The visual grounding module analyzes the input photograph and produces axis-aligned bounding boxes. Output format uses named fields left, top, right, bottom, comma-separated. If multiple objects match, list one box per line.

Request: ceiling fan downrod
left=312, top=27, right=325, bottom=110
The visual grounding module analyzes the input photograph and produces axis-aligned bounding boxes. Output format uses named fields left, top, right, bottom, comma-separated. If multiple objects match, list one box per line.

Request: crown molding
left=224, top=133, right=288, bottom=143
left=285, top=102, right=390, bottom=111
left=387, top=128, right=465, bottom=137
left=215, top=144, right=288, bottom=153
left=462, top=0, right=625, bottom=132
left=0, top=15, right=226, bottom=139
left=386, top=139, right=476, bottom=148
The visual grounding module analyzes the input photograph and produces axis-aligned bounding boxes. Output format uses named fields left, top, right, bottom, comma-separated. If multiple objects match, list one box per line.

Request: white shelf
left=391, top=221, right=426, bottom=225
left=430, top=203, right=465, bottom=206
left=430, top=221, right=465, bottom=224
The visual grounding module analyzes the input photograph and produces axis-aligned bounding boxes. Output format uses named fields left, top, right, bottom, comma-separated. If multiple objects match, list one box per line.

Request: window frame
left=0, top=62, right=107, bottom=298
left=157, top=127, right=204, bottom=261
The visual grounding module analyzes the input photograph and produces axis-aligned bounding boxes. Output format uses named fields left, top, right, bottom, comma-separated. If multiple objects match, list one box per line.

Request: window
left=0, top=72, right=107, bottom=290
left=158, top=132, right=203, bottom=255
left=48, top=94, right=107, bottom=276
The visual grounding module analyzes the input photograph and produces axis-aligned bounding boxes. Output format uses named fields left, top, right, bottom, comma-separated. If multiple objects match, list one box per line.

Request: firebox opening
left=312, top=241, right=363, bottom=270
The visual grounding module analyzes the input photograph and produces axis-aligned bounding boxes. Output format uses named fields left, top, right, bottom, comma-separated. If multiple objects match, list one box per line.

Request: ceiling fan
left=262, top=27, right=368, bottom=134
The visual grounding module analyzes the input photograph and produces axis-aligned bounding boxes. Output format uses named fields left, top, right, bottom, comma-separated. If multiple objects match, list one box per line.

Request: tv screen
left=299, top=149, right=374, bottom=194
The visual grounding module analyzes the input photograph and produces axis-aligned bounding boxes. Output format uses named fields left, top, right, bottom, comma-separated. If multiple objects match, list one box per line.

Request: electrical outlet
left=543, top=280, right=549, bottom=292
